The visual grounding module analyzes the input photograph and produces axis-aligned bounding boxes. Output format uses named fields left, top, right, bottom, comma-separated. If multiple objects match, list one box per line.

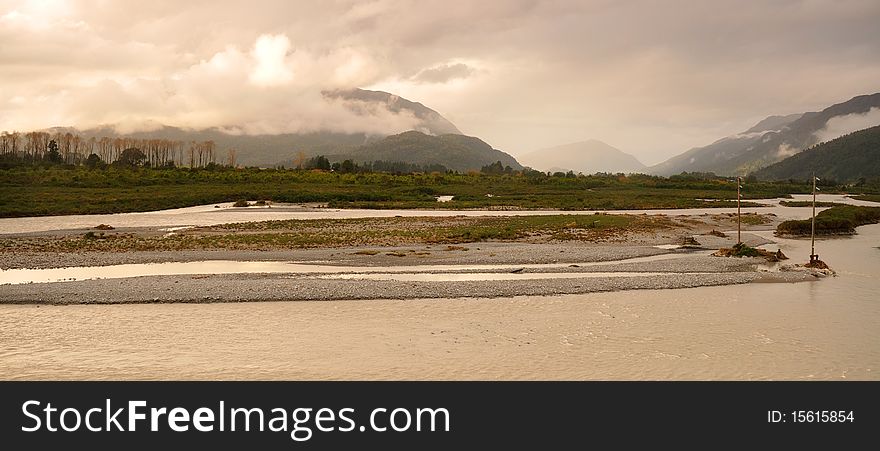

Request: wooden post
left=810, top=173, right=817, bottom=263
left=737, top=176, right=742, bottom=245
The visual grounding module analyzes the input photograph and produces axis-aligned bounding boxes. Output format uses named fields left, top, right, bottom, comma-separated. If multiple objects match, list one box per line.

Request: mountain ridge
left=753, top=125, right=880, bottom=182
left=649, top=93, right=880, bottom=176
left=329, top=130, right=522, bottom=172
left=520, top=139, right=645, bottom=174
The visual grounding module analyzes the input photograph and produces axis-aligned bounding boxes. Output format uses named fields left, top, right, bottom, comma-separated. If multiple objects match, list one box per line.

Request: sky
left=1, top=0, right=879, bottom=165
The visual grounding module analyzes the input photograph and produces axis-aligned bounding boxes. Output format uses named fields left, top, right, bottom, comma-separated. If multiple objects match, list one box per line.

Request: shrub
left=777, top=205, right=880, bottom=236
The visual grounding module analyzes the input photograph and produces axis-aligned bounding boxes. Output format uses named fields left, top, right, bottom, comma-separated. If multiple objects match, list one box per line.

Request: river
left=0, top=222, right=877, bottom=380
left=0, top=194, right=873, bottom=235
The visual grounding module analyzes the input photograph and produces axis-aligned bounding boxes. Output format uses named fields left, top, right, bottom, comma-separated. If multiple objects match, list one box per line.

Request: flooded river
left=0, top=252, right=699, bottom=285
left=1, top=195, right=878, bottom=380
left=0, top=223, right=877, bottom=380
left=0, top=194, right=871, bottom=235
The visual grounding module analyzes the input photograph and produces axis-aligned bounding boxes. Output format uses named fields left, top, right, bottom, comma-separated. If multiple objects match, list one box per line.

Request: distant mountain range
left=649, top=93, right=880, bottom=176
left=520, top=140, right=644, bottom=174
left=52, top=88, right=524, bottom=171
left=754, top=125, right=880, bottom=182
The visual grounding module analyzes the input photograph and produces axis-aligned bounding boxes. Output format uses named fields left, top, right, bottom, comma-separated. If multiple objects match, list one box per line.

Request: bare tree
left=11, top=132, right=20, bottom=157
left=112, top=137, right=125, bottom=163
left=294, top=150, right=306, bottom=170
left=227, top=148, right=237, bottom=168
left=189, top=141, right=196, bottom=168
left=204, top=140, right=216, bottom=166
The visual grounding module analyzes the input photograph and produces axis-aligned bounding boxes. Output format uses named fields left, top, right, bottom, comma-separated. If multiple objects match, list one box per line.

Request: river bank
left=0, top=228, right=814, bottom=304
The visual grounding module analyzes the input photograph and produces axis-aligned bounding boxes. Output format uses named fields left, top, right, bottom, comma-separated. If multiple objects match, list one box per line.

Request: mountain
left=322, top=88, right=461, bottom=135
left=741, top=113, right=805, bottom=134
left=520, top=140, right=645, bottom=174
left=70, top=88, right=462, bottom=167
left=753, top=125, right=880, bottom=182
left=649, top=93, right=880, bottom=176
left=330, top=130, right=522, bottom=172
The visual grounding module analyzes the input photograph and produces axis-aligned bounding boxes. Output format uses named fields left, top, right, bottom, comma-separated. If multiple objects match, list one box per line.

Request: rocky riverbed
left=1, top=213, right=815, bottom=305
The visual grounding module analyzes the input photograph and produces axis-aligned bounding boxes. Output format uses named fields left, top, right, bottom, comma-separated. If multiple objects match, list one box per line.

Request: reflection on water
left=1, top=194, right=874, bottom=235
left=0, top=252, right=702, bottom=285
left=0, top=225, right=876, bottom=380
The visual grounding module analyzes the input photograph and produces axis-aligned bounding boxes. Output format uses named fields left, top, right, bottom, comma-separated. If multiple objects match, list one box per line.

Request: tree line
left=0, top=130, right=225, bottom=168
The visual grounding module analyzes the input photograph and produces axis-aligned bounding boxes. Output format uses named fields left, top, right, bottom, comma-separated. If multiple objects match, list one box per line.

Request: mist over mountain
left=323, top=88, right=462, bottom=135
left=649, top=93, right=880, bottom=176
left=520, top=140, right=645, bottom=174
left=753, top=125, right=880, bottom=182
left=60, top=89, right=475, bottom=167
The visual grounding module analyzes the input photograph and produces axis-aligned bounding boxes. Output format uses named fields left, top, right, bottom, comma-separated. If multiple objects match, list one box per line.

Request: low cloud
left=2, top=0, right=880, bottom=160
left=814, top=107, right=880, bottom=144
left=412, top=63, right=475, bottom=84
left=0, top=29, right=422, bottom=135
left=775, top=143, right=799, bottom=159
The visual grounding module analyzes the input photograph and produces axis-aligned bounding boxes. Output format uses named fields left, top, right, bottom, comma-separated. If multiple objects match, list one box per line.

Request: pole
left=810, top=173, right=817, bottom=262
left=737, top=176, right=742, bottom=245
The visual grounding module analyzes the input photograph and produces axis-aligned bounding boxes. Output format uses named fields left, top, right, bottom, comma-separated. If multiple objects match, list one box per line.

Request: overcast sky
left=2, top=0, right=879, bottom=164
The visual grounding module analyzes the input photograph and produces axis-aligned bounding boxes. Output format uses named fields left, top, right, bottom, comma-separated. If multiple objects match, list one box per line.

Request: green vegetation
left=0, top=214, right=671, bottom=253
left=754, top=125, right=880, bottom=183
left=779, top=200, right=842, bottom=207
left=776, top=205, right=880, bottom=236
left=0, top=165, right=822, bottom=218
left=338, top=131, right=522, bottom=172
left=713, top=243, right=788, bottom=262
left=738, top=213, right=772, bottom=225
left=853, top=194, right=880, bottom=203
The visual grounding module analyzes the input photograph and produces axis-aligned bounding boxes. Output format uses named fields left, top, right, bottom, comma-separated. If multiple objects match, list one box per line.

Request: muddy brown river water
left=0, top=194, right=873, bottom=235
left=0, top=222, right=877, bottom=380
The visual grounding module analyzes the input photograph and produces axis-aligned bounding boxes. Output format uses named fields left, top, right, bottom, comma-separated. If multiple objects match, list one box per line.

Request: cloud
left=0, top=28, right=422, bottom=135
left=814, top=107, right=880, bottom=143
left=412, top=63, right=475, bottom=84
left=248, top=34, right=295, bottom=87
left=1, top=0, right=879, bottom=163
left=775, top=143, right=799, bottom=159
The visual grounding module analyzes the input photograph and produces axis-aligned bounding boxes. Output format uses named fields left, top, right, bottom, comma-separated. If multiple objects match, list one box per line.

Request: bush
left=232, top=200, right=250, bottom=207
left=777, top=205, right=880, bottom=236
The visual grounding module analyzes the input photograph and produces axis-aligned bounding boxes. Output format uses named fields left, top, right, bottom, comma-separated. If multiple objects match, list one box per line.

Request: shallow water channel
left=0, top=198, right=877, bottom=380
left=0, top=194, right=872, bottom=235
left=1, top=252, right=701, bottom=285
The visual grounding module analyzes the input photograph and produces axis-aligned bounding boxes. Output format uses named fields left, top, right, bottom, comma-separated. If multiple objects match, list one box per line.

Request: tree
left=305, top=155, right=331, bottom=171
left=117, top=147, right=146, bottom=166
left=46, top=139, right=62, bottom=163
left=294, top=150, right=306, bottom=170
left=84, top=153, right=104, bottom=169
left=480, top=161, right=505, bottom=174
left=339, top=159, right=356, bottom=173
left=227, top=149, right=237, bottom=168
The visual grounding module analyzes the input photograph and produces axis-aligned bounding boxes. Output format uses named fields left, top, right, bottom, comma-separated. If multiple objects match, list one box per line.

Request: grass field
left=0, top=166, right=819, bottom=217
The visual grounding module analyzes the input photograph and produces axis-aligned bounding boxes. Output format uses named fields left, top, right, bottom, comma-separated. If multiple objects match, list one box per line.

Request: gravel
left=0, top=248, right=812, bottom=304
left=1, top=242, right=673, bottom=270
